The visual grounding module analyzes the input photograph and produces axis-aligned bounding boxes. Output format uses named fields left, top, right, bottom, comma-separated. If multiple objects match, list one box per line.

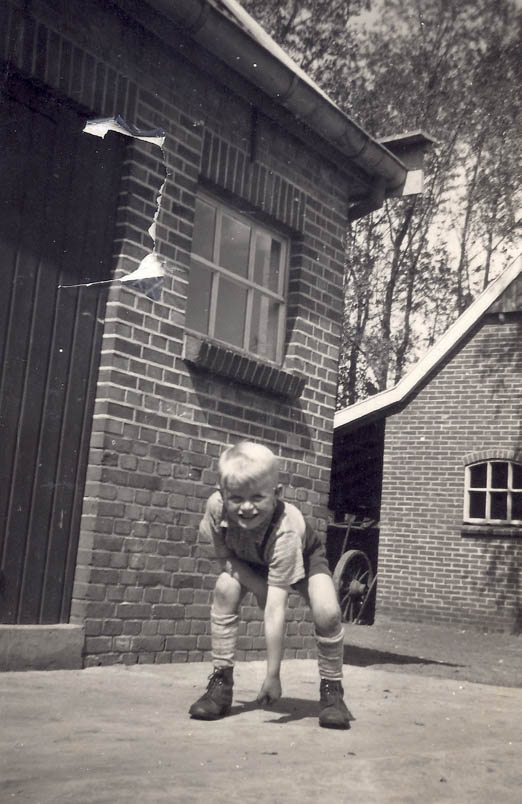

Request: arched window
left=464, top=460, right=522, bottom=524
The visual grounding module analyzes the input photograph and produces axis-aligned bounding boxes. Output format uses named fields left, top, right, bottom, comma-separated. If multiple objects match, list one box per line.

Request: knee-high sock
left=315, top=627, right=344, bottom=680
left=211, top=607, right=239, bottom=668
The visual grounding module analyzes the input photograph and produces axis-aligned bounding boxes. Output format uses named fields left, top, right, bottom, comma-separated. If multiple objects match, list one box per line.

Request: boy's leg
left=189, top=572, right=243, bottom=720
left=211, top=562, right=268, bottom=665
left=307, top=573, right=344, bottom=679
left=307, top=573, right=351, bottom=729
left=190, top=565, right=268, bottom=720
left=211, top=571, right=243, bottom=668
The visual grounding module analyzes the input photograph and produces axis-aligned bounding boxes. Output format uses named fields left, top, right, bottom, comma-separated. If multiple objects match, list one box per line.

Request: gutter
left=144, top=0, right=409, bottom=198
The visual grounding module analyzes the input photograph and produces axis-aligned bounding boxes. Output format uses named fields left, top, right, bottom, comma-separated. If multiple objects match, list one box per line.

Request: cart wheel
left=333, top=549, right=374, bottom=623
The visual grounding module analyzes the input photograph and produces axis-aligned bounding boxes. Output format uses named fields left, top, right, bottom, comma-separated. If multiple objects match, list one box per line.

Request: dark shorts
left=291, top=538, right=331, bottom=596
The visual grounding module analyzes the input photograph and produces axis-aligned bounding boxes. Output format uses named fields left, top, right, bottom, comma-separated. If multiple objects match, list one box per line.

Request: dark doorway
left=0, top=75, right=124, bottom=623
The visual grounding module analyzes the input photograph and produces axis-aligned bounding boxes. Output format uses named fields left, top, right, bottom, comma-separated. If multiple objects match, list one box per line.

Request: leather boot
left=189, top=667, right=234, bottom=720
left=318, top=679, right=351, bottom=729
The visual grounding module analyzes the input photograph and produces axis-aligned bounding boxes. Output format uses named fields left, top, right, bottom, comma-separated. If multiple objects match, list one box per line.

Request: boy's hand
left=256, top=676, right=282, bottom=706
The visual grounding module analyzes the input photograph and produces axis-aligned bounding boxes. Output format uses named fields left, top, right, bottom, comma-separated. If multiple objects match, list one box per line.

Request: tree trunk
left=375, top=200, right=415, bottom=389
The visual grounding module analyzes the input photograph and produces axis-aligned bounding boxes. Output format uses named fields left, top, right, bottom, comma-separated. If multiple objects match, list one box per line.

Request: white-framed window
left=185, top=194, right=288, bottom=364
left=464, top=460, right=522, bottom=524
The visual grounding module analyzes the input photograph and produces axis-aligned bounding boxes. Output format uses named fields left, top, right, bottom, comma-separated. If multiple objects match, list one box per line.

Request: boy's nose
left=239, top=500, right=256, bottom=515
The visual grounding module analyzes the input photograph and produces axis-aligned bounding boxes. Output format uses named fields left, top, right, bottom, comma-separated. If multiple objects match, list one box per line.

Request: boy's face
left=222, top=473, right=281, bottom=532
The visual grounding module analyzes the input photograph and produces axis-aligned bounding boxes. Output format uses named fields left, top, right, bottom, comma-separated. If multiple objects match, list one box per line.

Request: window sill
left=461, top=523, right=522, bottom=538
left=183, top=333, right=306, bottom=399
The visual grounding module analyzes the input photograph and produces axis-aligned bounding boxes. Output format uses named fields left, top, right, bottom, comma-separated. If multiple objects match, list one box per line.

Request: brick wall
left=377, top=314, right=522, bottom=632
left=3, top=0, right=350, bottom=663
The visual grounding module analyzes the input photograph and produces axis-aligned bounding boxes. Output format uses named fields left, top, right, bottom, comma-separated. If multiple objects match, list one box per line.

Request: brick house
left=0, top=0, right=424, bottom=669
left=332, top=262, right=522, bottom=633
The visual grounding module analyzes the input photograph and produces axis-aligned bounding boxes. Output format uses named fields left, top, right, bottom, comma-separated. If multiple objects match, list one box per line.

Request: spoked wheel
left=333, top=549, right=374, bottom=623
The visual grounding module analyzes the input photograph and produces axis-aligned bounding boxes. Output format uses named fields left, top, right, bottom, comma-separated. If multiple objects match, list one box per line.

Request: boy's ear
left=274, top=484, right=283, bottom=499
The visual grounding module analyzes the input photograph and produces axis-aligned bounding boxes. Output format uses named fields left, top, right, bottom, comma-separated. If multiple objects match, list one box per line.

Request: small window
left=185, top=195, right=288, bottom=364
left=464, top=460, right=522, bottom=524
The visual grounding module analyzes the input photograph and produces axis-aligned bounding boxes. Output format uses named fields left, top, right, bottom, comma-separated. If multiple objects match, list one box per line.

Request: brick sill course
left=461, top=523, right=522, bottom=538
left=183, top=333, right=306, bottom=399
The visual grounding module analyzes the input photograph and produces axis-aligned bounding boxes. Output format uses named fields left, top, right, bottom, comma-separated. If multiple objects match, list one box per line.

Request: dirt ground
left=343, top=615, right=522, bottom=688
left=1, top=616, right=521, bottom=803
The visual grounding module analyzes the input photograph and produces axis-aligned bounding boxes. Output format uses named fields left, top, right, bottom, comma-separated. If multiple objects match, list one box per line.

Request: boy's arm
left=257, top=584, right=288, bottom=705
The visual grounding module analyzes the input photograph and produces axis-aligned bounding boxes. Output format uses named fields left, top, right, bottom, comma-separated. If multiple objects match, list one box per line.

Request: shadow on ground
left=230, top=697, right=356, bottom=724
left=230, top=697, right=318, bottom=723
left=343, top=644, right=463, bottom=669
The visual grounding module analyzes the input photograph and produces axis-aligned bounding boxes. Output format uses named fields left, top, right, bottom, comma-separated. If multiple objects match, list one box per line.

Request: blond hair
left=218, top=441, right=279, bottom=488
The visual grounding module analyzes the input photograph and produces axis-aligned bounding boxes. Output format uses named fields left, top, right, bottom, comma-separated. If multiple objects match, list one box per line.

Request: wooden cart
left=328, top=515, right=379, bottom=624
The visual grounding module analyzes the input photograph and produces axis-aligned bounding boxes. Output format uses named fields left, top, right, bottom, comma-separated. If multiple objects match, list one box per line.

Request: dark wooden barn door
left=0, top=76, right=123, bottom=624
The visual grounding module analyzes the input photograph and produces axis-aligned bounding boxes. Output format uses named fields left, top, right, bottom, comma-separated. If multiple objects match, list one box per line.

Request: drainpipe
left=144, top=0, right=409, bottom=199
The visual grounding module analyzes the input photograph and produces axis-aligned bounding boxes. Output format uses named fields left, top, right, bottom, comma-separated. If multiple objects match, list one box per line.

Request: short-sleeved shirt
left=199, top=491, right=318, bottom=588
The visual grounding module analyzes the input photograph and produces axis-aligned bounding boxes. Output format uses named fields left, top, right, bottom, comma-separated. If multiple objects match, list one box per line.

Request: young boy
left=189, top=441, right=350, bottom=729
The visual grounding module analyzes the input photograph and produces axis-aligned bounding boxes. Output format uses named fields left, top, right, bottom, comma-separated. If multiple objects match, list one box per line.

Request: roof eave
left=334, top=260, right=522, bottom=430
left=142, top=0, right=409, bottom=197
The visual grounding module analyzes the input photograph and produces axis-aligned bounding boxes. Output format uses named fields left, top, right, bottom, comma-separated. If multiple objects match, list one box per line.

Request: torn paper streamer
left=86, top=115, right=168, bottom=278
left=120, top=253, right=165, bottom=282
left=58, top=254, right=165, bottom=299
left=84, top=115, right=166, bottom=148
left=147, top=169, right=167, bottom=245
left=119, top=254, right=165, bottom=300
left=63, top=114, right=169, bottom=300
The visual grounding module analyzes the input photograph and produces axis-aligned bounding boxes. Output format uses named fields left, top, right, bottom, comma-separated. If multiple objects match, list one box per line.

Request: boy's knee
left=314, top=607, right=342, bottom=637
left=213, top=571, right=241, bottom=613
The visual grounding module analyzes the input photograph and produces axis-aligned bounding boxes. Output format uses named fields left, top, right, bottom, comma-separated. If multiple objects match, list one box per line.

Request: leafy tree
left=240, top=0, right=370, bottom=91
left=338, top=0, right=521, bottom=401
left=241, top=0, right=521, bottom=405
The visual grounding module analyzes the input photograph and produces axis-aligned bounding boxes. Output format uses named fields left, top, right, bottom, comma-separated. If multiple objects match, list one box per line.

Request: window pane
left=185, top=260, right=212, bottom=334
left=469, top=463, right=487, bottom=488
left=254, top=233, right=281, bottom=293
left=491, top=462, right=508, bottom=488
left=469, top=491, right=486, bottom=518
left=219, top=214, right=250, bottom=278
left=214, top=277, right=247, bottom=348
left=249, top=291, right=279, bottom=362
left=512, top=464, right=522, bottom=490
left=512, top=493, right=522, bottom=520
left=269, top=239, right=282, bottom=293
left=490, top=492, right=507, bottom=520
left=192, top=199, right=216, bottom=261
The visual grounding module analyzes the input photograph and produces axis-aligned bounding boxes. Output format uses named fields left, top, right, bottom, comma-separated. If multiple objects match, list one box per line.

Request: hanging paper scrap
left=83, top=115, right=166, bottom=148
